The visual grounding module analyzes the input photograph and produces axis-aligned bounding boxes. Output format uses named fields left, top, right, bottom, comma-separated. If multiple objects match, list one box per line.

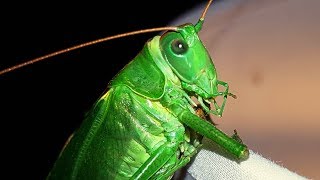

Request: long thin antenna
left=200, top=0, right=213, bottom=21
left=195, top=0, right=213, bottom=32
left=0, top=26, right=177, bottom=75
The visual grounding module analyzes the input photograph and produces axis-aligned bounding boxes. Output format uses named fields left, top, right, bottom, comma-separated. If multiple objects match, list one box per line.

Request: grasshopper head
left=159, top=23, right=219, bottom=99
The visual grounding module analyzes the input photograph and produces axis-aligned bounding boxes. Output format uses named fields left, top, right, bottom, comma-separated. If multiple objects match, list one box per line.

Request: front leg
left=178, top=110, right=249, bottom=160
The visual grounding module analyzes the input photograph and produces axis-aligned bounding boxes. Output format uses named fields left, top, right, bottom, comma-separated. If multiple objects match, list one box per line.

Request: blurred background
left=1, top=0, right=319, bottom=179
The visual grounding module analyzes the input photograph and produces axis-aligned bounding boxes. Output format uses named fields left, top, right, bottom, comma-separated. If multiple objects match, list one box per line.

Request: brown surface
left=174, top=0, right=320, bottom=179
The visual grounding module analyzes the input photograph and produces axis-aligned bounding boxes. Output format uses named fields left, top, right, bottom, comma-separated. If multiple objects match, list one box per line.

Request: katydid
left=1, top=0, right=248, bottom=179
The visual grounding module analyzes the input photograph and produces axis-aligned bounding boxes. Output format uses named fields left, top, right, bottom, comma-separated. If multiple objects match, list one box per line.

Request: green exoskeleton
left=1, top=1, right=248, bottom=179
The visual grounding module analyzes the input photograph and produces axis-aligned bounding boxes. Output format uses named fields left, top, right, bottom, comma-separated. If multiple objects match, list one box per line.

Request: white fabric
left=185, top=138, right=308, bottom=180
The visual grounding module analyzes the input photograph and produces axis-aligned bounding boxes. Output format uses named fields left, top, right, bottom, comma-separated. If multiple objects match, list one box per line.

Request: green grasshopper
left=1, top=0, right=248, bottom=179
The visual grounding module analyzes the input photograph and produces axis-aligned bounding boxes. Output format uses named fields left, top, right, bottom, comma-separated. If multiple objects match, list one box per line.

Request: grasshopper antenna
left=0, top=27, right=177, bottom=75
left=195, top=0, right=213, bottom=32
left=1, top=0, right=213, bottom=76
left=200, top=0, right=213, bottom=21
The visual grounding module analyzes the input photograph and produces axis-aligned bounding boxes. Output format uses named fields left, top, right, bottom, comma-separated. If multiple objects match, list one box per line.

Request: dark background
left=1, top=1, right=212, bottom=179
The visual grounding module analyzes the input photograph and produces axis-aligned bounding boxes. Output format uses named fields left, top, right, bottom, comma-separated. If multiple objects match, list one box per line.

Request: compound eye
left=171, top=39, right=188, bottom=55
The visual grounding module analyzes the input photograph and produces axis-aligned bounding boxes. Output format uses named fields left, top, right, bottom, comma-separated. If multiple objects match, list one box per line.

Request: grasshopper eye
left=171, top=39, right=188, bottom=55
